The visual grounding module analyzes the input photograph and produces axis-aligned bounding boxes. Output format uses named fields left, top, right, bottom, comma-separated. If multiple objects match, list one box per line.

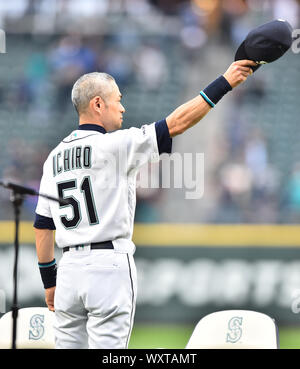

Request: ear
left=91, top=96, right=103, bottom=114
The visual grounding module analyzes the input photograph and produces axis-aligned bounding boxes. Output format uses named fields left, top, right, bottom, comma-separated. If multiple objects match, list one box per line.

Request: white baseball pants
left=53, top=249, right=137, bottom=349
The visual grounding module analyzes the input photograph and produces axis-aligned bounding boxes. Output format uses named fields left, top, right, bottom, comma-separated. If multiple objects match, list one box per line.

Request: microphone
left=0, top=181, right=38, bottom=196
left=0, top=181, right=69, bottom=205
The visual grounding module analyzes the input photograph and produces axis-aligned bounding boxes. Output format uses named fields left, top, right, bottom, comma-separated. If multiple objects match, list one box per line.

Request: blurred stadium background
left=1, top=0, right=300, bottom=349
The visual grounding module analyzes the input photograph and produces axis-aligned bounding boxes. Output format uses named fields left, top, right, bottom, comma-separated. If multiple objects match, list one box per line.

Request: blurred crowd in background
left=0, top=0, right=300, bottom=224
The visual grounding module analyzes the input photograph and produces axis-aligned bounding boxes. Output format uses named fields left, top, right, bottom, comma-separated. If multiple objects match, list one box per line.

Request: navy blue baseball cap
left=235, top=19, right=293, bottom=72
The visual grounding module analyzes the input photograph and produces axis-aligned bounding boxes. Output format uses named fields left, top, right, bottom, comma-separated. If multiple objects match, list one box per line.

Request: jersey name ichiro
left=52, top=146, right=92, bottom=176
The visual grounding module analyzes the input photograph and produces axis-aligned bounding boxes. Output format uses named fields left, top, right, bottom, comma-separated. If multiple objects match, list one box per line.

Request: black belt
left=63, top=241, right=114, bottom=253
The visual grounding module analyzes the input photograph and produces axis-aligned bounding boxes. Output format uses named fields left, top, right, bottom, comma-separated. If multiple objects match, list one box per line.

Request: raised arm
left=166, top=60, right=257, bottom=137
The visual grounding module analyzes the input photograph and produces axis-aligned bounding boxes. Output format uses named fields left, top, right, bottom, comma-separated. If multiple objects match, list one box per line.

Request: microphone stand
left=0, top=181, right=67, bottom=350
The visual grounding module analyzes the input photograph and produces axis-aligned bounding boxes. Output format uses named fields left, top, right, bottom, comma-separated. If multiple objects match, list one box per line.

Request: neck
left=79, top=116, right=105, bottom=129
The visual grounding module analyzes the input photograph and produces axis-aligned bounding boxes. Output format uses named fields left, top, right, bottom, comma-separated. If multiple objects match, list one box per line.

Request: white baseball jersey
left=34, top=120, right=171, bottom=254
left=34, top=120, right=172, bottom=349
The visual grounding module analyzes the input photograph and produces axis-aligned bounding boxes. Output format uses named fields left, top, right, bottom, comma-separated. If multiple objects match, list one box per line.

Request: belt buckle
left=70, top=244, right=91, bottom=254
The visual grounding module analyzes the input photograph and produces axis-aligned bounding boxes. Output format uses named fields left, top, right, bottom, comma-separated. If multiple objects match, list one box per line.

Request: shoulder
left=42, top=138, right=66, bottom=172
left=111, top=123, right=156, bottom=141
left=43, top=147, right=57, bottom=170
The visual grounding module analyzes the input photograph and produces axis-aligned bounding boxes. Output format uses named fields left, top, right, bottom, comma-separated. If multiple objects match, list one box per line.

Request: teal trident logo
left=226, top=316, right=243, bottom=343
left=29, top=314, right=45, bottom=340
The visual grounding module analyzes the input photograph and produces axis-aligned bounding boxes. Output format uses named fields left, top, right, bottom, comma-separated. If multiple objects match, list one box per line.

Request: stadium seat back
left=0, top=307, right=55, bottom=349
left=185, top=310, right=279, bottom=349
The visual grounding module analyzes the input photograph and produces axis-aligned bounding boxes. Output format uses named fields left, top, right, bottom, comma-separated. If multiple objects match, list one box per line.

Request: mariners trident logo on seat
left=29, top=314, right=45, bottom=340
left=226, top=316, right=243, bottom=343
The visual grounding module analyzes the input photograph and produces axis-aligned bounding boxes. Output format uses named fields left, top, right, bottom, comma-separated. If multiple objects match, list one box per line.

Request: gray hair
left=71, top=72, right=116, bottom=115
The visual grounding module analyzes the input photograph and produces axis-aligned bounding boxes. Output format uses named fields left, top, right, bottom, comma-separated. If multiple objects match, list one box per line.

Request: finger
left=237, top=66, right=253, bottom=73
left=235, top=59, right=258, bottom=67
left=45, top=296, right=54, bottom=311
left=240, top=72, right=250, bottom=79
left=244, top=68, right=253, bottom=76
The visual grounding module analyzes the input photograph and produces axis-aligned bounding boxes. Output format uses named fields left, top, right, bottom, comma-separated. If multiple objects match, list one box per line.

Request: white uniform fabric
left=35, top=123, right=160, bottom=349
left=54, top=250, right=137, bottom=349
left=36, top=123, right=159, bottom=254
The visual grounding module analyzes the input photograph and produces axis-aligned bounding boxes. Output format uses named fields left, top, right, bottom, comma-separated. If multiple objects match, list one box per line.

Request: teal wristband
left=38, top=259, right=57, bottom=289
left=199, top=91, right=215, bottom=108
left=38, top=259, right=56, bottom=268
left=200, top=76, right=232, bottom=107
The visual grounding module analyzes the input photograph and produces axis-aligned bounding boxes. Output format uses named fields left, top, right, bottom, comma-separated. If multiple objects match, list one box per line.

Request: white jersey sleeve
left=125, top=122, right=160, bottom=173
left=35, top=162, right=53, bottom=219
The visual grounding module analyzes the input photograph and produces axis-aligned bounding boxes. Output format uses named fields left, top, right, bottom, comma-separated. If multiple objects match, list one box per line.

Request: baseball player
left=34, top=60, right=256, bottom=349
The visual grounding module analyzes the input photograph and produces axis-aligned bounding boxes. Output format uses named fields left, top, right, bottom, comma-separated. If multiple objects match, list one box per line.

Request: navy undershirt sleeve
left=155, top=119, right=172, bottom=155
left=34, top=213, right=56, bottom=230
